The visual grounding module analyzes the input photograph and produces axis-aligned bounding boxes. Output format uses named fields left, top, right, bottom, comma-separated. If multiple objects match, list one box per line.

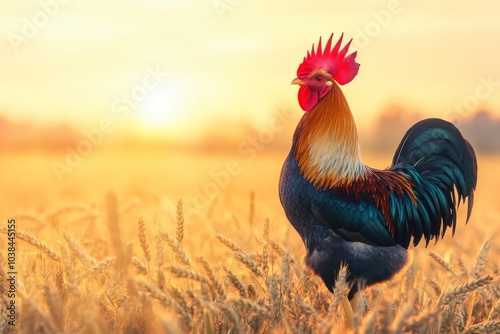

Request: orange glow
left=137, top=83, right=183, bottom=129
left=1, top=1, right=499, bottom=137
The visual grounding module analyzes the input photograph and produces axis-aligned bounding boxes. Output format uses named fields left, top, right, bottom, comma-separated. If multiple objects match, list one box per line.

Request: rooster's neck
left=294, top=81, right=367, bottom=189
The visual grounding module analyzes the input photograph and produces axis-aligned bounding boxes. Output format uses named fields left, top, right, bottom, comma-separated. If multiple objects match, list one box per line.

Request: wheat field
left=0, top=150, right=499, bottom=333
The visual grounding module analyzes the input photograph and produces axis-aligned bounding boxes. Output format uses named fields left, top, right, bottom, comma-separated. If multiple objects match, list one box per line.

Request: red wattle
left=298, top=86, right=318, bottom=112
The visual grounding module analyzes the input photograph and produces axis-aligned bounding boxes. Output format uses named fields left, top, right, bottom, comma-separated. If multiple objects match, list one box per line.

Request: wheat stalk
left=43, top=285, right=64, bottom=331
left=225, top=268, right=247, bottom=298
left=83, top=256, right=117, bottom=278
left=137, top=280, right=195, bottom=330
left=216, top=233, right=244, bottom=253
left=267, top=274, right=280, bottom=316
left=488, top=299, right=500, bottom=320
left=428, top=278, right=442, bottom=296
left=167, top=265, right=207, bottom=284
left=352, top=291, right=366, bottom=331
left=137, top=213, right=152, bottom=263
left=176, top=199, right=184, bottom=245
left=262, top=218, right=270, bottom=277
left=216, top=231, right=263, bottom=279
left=0, top=227, right=60, bottom=261
left=247, top=284, right=258, bottom=301
left=131, top=256, right=149, bottom=275
left=186, top=290, right=213, bottom=313
left=155, top=231, right=165, bottom=270
left=217, top=302, right=241, bottom=333
left=262, top=217, right=270, bottom=241
left=293, top=295, right=315, bottom=316
left=458, top=257, right=469, bottom=277
left=440, top=303, right=457, bottom=334
left=440, top=275, right=494, bottom=305
left=160, top=230, right=190, bottom=266
left=474, top=238, right=492, bottom=278
left=268, top=240, right=285, bottom=257
left=453, top=304, right=466, bottom=332
left=198, top=256, right=226, bottom=300
left=168, top=286, right=190, bottom=315
left=462, top=320, right=500, bottom=333
left=7, top=178, right=500, bottom=332
left=465, top=290, right=478, bottom=328
left=261, top=244, right=269, bottom=279
left=249, top=191, right=255, bottom=226
left=234, top=251, right=263, bottom=277
left=231, top=298, right=270, bottom=318
left=329, top=264, right=350, bottom=313
left=281, top=252, right=291, bottom=297
left=62, top=231, right=97, bottom=268
left=429, top=251, right=457, bottom=277
left=58, top=243, right=79, bottom=294
left=157, top=269, right=166, bottom=292
left=54, top=270, right=66, bottom=303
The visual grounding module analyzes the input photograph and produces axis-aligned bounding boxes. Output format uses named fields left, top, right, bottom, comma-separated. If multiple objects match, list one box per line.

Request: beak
left=291, top=78, right=306, bottom=87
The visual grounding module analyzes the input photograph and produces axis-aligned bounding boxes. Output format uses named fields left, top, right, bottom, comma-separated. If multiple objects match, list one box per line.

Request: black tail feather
left=391, top=118, right=477, bottom=246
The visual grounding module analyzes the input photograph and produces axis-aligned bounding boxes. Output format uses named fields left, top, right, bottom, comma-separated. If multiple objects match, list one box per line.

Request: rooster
left=279, top=33, right=477, bottom=320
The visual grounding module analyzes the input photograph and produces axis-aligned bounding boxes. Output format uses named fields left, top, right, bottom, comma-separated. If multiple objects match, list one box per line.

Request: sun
left=137, top=83, right=181, bottom=127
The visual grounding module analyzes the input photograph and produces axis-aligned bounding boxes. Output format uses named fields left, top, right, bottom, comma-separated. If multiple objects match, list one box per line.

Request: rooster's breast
left=279, top=151, right=317, bottom=239
left=279, top=151, right=408, bottom=296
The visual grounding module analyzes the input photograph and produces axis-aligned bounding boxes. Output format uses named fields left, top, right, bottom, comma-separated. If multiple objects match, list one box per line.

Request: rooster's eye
left=315, top=76, right=323, bottom=82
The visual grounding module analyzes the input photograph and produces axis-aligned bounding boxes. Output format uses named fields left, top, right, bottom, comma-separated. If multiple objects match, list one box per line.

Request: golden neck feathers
left=294, top=81, right=367, bottom=189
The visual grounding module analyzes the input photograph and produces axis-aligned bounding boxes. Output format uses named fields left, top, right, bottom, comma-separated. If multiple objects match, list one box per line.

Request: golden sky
left=1, top=0, right=499, bottom=136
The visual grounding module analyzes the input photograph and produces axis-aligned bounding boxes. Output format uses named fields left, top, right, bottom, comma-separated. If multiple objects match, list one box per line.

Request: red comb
left=297, top=33, right=360, bottom=85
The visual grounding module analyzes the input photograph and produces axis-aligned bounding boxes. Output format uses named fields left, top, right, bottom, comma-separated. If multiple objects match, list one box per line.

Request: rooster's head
left=292, top=33, right=360, bottom=111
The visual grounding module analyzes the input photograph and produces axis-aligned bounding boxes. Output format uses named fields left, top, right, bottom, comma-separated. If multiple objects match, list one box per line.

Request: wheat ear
left=62, top=231, right=97, bottom=268
left=234, top=251, right=263, bottom=277
left=0, top=227, right=60, bottom=261
left=160, top=230, right=190, bottom=266
left=462, top=320, right=500, bottom=333
left=330, top=264, right=350, bottom=312
left=166, top=265, right=207, bottom=284
left=176, top=199, right=184, bottom=245
left=429, top=251, right=457, bottom=277
left=198, top=256, right=226, bottom=300
left=137, top=280, right=194, bottom=330
left=216, top=233, right=244, bottom=253
left=473, top=237, right=492, bottom=278
left=137, top=213, right=152, bottom=265
left=440, top=275, right=494, bottom=305
left=225, top=268, right=247, bottom=298
left=249, top=191, right=255, bottom=226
